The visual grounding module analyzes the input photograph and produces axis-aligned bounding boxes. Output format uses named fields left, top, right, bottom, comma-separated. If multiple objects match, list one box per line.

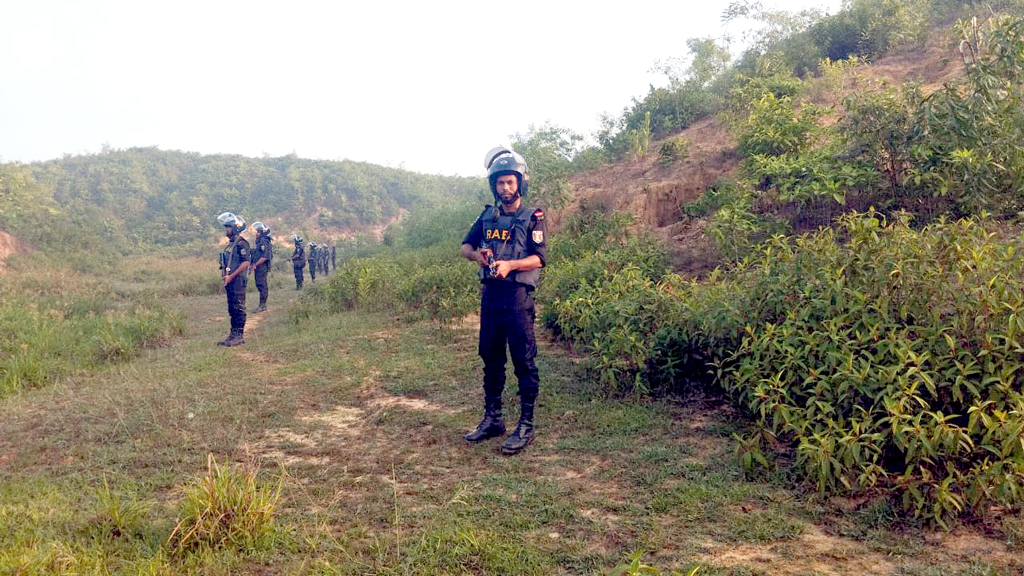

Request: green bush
left=915, top=15, right=1024, bottom=214
left=746, top=147, right=876, bottom=207
left=738, top=94, right=824, bottom=158
left=723, top=211, right=1024, bottom=526
left=809, top=0, right=928, bottom=61
left=300, top=244, right=478, bottom=327
left=840, top=84, right=927, bottom=199
left=658, top=137, right=690, bottom=166
left=725, top=73, right=805, bottom=121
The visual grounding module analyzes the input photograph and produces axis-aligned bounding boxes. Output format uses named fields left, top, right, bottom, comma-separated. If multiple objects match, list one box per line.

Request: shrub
left=723, top=211, right=1024, bottom=526
left=738, top=94, right=824, bottom=158
left=658, top=137, right=690, bottom=166
left=914, top=15, right=1024, bottom=214
left=725, top=73, right=805, bottom=121
left=840, top=84, right=927, bottom=198
left=746, top=146, right=877, bottom=207
left=301, top=244, right=478, bottom=327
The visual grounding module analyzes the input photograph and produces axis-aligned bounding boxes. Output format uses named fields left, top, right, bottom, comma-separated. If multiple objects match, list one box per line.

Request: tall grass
left=0, top=265, right=184, bottom=396
left=168, top=454, right=284, bottom=555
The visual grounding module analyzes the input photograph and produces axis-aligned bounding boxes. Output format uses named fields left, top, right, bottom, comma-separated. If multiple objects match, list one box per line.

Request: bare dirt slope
left=0, top=230, right=28, bottom=271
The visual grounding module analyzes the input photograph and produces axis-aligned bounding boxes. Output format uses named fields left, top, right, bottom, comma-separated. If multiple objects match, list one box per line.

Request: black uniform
left=221, top=236, right=251, bottom=338
left=462, top=204, right=547, bottom=408
left=308, top=246, right=318, bottom=281
left=331, top=246, right=336, bottom=271
left=251, top=233, right=273, bottom=308
left=291, top=244, right=306, bottom=289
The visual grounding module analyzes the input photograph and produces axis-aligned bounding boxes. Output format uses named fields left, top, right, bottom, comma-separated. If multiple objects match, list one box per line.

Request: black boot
left=464, top=396, right=505, bottom=443
left=222, top=330, right=245, bottom=347
left=501, top=397, right=534, bottom=455
left=254, top=303, right=267, bottom=313
left=217, top=333, right=232, bottom=346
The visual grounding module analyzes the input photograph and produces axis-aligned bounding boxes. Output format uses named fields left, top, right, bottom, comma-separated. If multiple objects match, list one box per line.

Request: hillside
left=563, top=28, right=967, bottom=275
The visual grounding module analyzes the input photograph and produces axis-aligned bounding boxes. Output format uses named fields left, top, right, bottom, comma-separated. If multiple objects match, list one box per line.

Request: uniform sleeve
left=462, top=214, right=484, bottom=247
left=528, top=208, right=547, bottom=267
left=235, top=239, right=251, bottom=268
left=265, top=241, right=273, bottom=261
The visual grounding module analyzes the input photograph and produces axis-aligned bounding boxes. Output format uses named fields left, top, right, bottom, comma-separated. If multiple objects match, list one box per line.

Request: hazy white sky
left=0, top=0, right=840, bottom=177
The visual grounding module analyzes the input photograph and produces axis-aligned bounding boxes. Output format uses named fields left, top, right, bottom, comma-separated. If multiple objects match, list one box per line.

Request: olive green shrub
left=724, top=211, right=1024, bottom=525
left=300, top=245, right=478, bottom=326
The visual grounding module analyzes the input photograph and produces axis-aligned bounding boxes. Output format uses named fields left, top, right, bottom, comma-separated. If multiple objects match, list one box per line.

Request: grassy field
left=1, top=263, right=1022, bottom=575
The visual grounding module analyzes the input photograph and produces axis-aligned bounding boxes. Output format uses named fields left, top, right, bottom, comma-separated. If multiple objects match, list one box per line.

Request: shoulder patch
left=532, top=209, right=545, bottom=221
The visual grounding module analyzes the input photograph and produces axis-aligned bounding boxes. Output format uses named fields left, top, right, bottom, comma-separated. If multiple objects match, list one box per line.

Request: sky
left=0, top=0, right=841, bottom=177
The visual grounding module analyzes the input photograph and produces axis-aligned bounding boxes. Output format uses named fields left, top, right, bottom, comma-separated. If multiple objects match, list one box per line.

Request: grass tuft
left=167, top=454, right=284, bottom=555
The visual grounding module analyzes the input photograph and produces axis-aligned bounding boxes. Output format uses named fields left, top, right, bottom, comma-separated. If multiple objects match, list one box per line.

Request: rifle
left=480, top=241, right=498, bottom=278
left=220, top=235, right=242, bottom=279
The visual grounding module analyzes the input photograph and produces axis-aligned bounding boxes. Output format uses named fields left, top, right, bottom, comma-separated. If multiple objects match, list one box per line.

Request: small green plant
left=818, top=56, right=864, bottom=93
left=167, top=454, right=284, bottom=554
left=96, top=477, right=152, bottom=538
left=629, top=111, right=652, bottom=159
left=659, top=137, right=690, bottom=166
left=609, top=551, right=701, bottom=576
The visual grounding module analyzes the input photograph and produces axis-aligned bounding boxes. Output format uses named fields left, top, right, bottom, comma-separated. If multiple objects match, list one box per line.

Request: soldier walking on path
left=289, top=234, right=306, bottom=290
left=217, top=212, right=250, bottom=347
left=250, top=222, right=273, bottom=312
left=460, top=147, right=547, bottom=455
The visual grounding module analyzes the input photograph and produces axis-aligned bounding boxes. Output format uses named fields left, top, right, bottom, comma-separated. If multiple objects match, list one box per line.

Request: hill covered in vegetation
left=0, top=147, right=485, bottom=258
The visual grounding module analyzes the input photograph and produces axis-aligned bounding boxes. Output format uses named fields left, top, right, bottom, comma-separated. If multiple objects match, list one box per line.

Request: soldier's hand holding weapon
left=479, top=242, right=498, bottom=278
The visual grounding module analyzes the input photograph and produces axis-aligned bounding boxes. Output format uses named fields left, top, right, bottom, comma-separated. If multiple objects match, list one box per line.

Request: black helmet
left=486, top=149, right=529, bottom=201
left=291, top=234, right=303, bottom=245
left=253, top=221, right=270, bottom=236
left=217, top=212, right=246, bottom=234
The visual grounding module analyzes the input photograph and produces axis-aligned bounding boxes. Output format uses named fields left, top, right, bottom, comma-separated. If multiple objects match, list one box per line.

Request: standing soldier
left=289, top=234, right=306, bottom=290
left=460, top=148, right=546, bottom=455
left=320, top=243, right=330, bottom=276
left=331, top=245, right=336, bottom=271
left=308, top=242, right=319, bottom=282
left=217, top=212, right=250, bottom=347
left=250, top=222, right=273, bottom=312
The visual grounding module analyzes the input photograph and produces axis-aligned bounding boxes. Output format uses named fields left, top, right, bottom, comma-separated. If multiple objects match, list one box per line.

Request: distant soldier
left=331, top=245, right=336, bottom=271
left=320, top=244, right=330, bottom=275
left=308, top=242, right=318, bottom=281
left=217, top=212, right=250, bottom=347
left=250, top=222, right=273, bottom=312
left=289, top=234, right=306, bottom=290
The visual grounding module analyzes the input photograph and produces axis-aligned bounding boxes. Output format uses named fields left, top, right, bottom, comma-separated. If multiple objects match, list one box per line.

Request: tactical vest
left=253, top=236, right=272, bottom=264
left=292, top=246, right=305, bottom=266
left=477, top=204, right=541, bottom=288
